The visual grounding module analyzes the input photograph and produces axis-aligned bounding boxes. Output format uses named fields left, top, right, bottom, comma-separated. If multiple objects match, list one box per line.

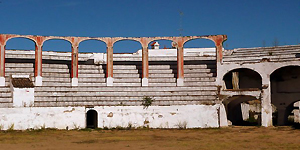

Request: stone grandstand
left=0, top=33, right=299, bottom=130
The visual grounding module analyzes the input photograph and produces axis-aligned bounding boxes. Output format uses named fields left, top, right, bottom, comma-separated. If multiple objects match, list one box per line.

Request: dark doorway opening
left=86, top=110, right=98, bottom=129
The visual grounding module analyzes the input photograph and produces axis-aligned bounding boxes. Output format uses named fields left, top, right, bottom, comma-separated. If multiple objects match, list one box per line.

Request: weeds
left=141, top=96, right=155, bottom=109
left=175, top=121, right=188, bottom=129
left=7, top=123, right=14, bottom=131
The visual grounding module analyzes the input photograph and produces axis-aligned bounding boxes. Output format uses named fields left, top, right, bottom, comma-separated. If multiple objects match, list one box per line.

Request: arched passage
left=5, top=37, right=36, bottom=85
left=113, top=40, right=141, bottom=54
left=271, top=66, right=300, bottom=125
left=223, top=68, right=262, bottom=90
left=113, top=40, right=142, bottom=86
left=86, top=109, right=98, bottom=129
left=147, top=39, right=178, bottom=86
left=78, top=40, right=107, bottom=86
left=42, top=39, right=72, bottom=86
left=78, top=39, right=106, bottom=53
left=224, top=95, right=261, bottom=126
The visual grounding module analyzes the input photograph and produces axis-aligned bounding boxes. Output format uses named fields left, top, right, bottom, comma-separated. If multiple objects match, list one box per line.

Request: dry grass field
left=0, top=126, right=299, bottom=150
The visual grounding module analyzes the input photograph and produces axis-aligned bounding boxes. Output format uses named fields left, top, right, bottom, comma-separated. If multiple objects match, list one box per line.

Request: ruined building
left=0, top=34, right=299, bottom=130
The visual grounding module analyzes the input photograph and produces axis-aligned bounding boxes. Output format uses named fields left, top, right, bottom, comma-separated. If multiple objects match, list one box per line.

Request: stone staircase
left=223, top=45, right=300, bottom=63
left=1, top=49, right=218, bottom=107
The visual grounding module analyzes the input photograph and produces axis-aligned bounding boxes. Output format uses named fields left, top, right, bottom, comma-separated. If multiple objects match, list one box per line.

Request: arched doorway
left=271, top=66, right=300, bottom=125
left=86, top=109, right=98, bottom=129
left=223, top=68, right=262, bottom=90
left=224, top=96, right=261, bottom=126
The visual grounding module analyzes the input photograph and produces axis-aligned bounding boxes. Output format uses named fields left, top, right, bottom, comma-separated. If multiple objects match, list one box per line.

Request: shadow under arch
left=223, top=68, right=262, bottom=90
left=86, top=109, right=98, bottom=129
left=271, top=65, right=300, bottom=125
left=224, top=95, right=260, bottom=126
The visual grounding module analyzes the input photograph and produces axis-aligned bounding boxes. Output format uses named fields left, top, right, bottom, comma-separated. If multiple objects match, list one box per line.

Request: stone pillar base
left=71, top=78, right=78, bottom=86
left=177, top=78, right=184, bottom=86
left=0, top=77, right=5, bottom=86
left=106, top=77, right=113, bottom=86
left=35, top=76, right=42, bottom=86
left=142, top=78, right=148, bottom=86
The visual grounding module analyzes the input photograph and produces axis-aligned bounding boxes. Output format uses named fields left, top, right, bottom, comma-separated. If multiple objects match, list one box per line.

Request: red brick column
left=34, top=43, right=43, bottom=86
left=177, top=45, right=184, bottom=86
left=71, top=44, right=79, bottom=86
left=106, top=45, right=113, bottom=86
left=0, top=35, right=6, bottom=86
left=142, top=46, right=149, bottom=86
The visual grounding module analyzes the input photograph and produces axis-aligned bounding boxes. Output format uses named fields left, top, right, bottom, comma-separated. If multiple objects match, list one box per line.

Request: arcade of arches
left=222, top=66, right=300, bottom=126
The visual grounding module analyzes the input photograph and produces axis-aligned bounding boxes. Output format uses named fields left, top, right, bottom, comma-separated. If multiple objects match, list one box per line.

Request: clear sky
left=0, top=0, right=299, bottom=53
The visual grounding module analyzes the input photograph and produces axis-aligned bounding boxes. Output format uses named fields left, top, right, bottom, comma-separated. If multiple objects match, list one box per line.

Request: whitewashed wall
left=0, top=105, right=225, bottom=130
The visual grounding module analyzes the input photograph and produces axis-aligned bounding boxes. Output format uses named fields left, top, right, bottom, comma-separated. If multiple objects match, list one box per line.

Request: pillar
left=71, top=45, right=78, bottom=86
left=106, top=45, right=113, bottom=86
left=142, top=46, right=149, bottom=86
left=0, top=44, right=4, bottom=86
left=34, top=44, right=43, bottom=86
left=177, top=46, right=184, bottom=86
left=261, top=80, right=273, bottom=127
left=232, top=72, right=239, bottom=90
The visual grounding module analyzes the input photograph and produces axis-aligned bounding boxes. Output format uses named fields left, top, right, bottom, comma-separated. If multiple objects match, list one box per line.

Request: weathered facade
left=0, top=33, right=299, bottom=130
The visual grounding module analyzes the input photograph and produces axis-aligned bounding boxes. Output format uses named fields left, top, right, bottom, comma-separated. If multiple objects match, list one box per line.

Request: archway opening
left=113, top=40, right=141, bottom=54
left=271, top=66, right=300, bottom=126
left=79, top=39, right=106, bottom=53
left=86, top=109, right=98, bottom=129
left=5, top=37, right=36, bottom=85
left=223, top=68, right=262, bottom=90
left=224, top=96, right=261, bottom=126
left=42, top=39, right=72, bottom=86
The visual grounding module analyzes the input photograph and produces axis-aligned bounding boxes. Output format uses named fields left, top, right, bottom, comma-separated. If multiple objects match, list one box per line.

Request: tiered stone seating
left=3, top=49, right=218, bottom=107
left=223, top=45, right=300, bottom=63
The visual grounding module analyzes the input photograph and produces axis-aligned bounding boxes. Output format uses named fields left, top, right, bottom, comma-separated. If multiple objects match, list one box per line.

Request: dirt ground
left=0, top=126, right=299, bottom=150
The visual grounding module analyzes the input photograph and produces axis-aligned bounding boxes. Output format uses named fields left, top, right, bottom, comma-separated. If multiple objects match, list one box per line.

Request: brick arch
left=270, top=64, right=300, bottom=76
left=221, top=67, right=263, bottom=81
left=78, top=38, right=107, bottom=47
left=147, top=37, right=176, bottom=47
left=5, top=35, right=37, bottom=46
left=41, top=37, right=73, bottom=46
left=112, top=38, right=142, bottom=48
left=182, top=36, right=215, bottom=46
left=222, top=67, right=263, bottom=90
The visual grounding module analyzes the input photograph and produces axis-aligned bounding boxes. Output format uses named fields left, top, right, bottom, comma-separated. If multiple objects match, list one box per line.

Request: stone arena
left=0, top=34, right=299, bottom=130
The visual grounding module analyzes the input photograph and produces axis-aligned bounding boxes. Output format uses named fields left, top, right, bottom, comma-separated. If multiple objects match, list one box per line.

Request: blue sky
left=0, top=0, right=299, bottom=53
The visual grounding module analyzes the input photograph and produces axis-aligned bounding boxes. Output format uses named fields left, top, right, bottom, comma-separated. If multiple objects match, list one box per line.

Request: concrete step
left=148, top=78, right=176, bottom=83
left=184, top=82, right=216, bottom=86
left=34, top=86, right=218, bottom=92
left=78, top=78, right=106, bottom=83
left=33, top=100, right=213, bottom=107
left=0, top=97, right=12, bottom=103
left=185, top=73, right=215, bottom=77
left=148, top=83, right=177, bottom=86
left=43, top=64, right=69, bottom=69
left=35, top=91, right=216, bottom=97
left=184, top=77, right=216, bottom=82
left=5, top=63, right=34, bottom=68
left=114, top=74, right=140, bottom=78
left=5, top=68, right=34, bottom=73
left=113, top=70, right=139, bottom=74
left=78, top=74, right=105, bottom=78
left=34, top=95, right=217, bottom=102
left=184, top=65, right=216, bottom=69
left=149, top=74, right=175, bottom=78
left=114, top=78, right=141, bottom=83
left=149, top=70, right=174, bottom=74
left=42, top=73, right=70, bottom=78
